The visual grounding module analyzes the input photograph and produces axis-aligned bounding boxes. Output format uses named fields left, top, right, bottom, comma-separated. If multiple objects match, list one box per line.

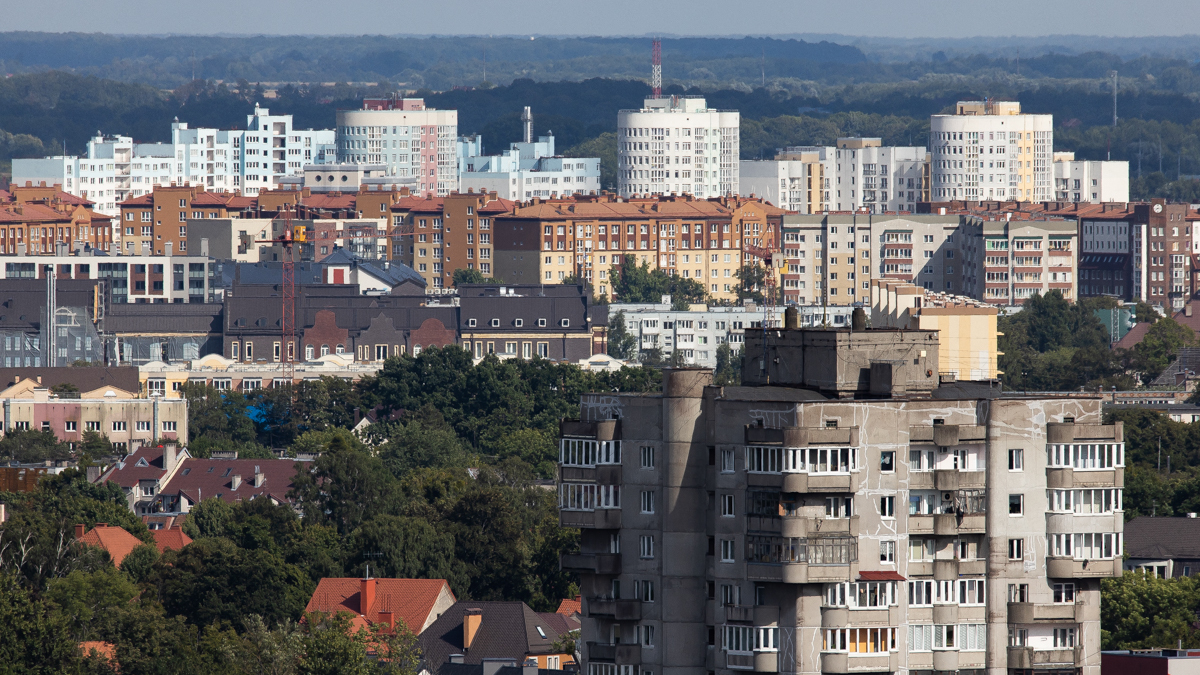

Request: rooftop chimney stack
left=231, top=474, right=242, bottom=490
left=521, top=107, right=533, bottom=145
left=463, top=608, right=483, bottom=650
left=361, top=576, right=377, bottom=615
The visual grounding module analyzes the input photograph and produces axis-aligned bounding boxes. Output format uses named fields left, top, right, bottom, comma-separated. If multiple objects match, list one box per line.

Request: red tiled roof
left=225, top=196, right=257, bottom=208
left=190, top=193, right=233, bottom=206
left=151, top=525, right=192, bottom=553
left=479, top=197, right=518, bottom=214
left=53, top=191, right=94, bottom=206
left=118, top=194, right=153, bottom=207
left=79, top=641, right=117, bottom=665
left=305, top=577, right=454, bottom=634
left=392, top=196, right=444, bottom=213
left=1115, top=321, right=1154, bottom=350
left=302, top=194, right=357, bottom=210
left=78, top=524, right=142, bottom=568
left=98, top=446, right=171, bottom=488
left=0, top=203, right=75, bottom=223
left=556, top=596, right=581, bottom=616
left=161, top=457, right=303, bottom=506
left=858, top=571, right=905, bottom=581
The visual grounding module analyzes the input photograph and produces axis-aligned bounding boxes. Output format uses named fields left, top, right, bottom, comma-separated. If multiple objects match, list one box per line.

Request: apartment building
left=13, top=108, right=336, bottom=213
left=829, top=138, right=929, bottom=214
left=458, top=284, right=605, bottom=363
left=618, top=96, right=739, bottom=199
left=0, top=183, right=114, bottom=253
left=459, top=134, right=601, bottom=200
left=0, top=252, right=216, bottom=304
left=117, top=185, right=254, bottom=256
left=931, top=101, right=1054, bottom=203
left=335, top=97, right=458, bottom=197
left=1077, top=203, right=1135, bottom=300
left=493, top=194, right=784, bottom=303
left=871, top=279, right=1001, bottom=380
left=1, top=381, right=187, bottom=451
left=778, top=213, right=962, bottom=306
left=390, top=192, right=517, bottom=290
left=740, top=151, right=828, bottom=214
left=558, top=329, right=1120, bottom=675
left=1131, top=199, right=1196, bottom=310
left=958, top=215, right=1078, bottom=305
left=1053, top=154, right=1129, bottom=204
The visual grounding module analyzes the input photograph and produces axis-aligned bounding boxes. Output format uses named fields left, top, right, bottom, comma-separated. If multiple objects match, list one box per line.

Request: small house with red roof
left=305, top=576, right=456, bottom=635
left=149, top=456, right=305, bottom=514
left=150, top=525, right=192, bottom=553
left=95, top=442, right=189, bottom=514
left=75, top=523, right=143, bottom=568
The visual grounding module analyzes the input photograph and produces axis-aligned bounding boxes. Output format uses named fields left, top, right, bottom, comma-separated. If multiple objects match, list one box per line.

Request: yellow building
left=870, top=278, right=1001, bottom=380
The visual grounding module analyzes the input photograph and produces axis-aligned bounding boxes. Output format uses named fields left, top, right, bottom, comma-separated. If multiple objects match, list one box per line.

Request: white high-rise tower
left=617, top=96, right=739, bottom=199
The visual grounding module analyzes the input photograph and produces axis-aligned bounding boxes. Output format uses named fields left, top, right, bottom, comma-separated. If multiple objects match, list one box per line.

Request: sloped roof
left=0, top=202, right=76, bottom=223
left=1114, top=321, right=1153, bottom=350
left=536, top=612, right=580, bottom=635
left=78, top=524, right=142, bottom=568
left=118, top=194, right=154, bottom=207
left=419, top=601, right=570, bottom=668
left=392, top=196, right=444, bottom=213
left=98, top=446, right=170, bottom=488
left=1125, top=516, right=1200, bottom=559
left=555, top=597, right=580, bottom=617
left=151, top=526, right=193, bottom=553
left=306, top=578, right=454, bottom=634
left=160, top=457, right=302, bottom=506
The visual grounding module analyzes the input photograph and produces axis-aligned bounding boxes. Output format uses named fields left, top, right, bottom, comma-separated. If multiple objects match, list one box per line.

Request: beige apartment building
left=931, top=101, right=1054, bottom=203
left=559, top=326, right=1120, bottom=675
left=871, top=279, right=1001, bottom=381
left=958, top=216, right=1078, bottom=305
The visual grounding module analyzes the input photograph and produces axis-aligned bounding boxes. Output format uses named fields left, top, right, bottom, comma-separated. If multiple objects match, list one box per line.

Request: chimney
left=163, top=441, right=179, bottom=473
left=1188, top=306, right=1194, bottom=318
left=378, top=610, right=394, bottom=630
left=74, top=523, right=85, bottom=538
left=231, top=474, right=242, bottom=490
left=360, top=577, right=377, bottom=615
left=463, top=608, right=483, bottom=650
left=254, top=471, right=265, bottom=487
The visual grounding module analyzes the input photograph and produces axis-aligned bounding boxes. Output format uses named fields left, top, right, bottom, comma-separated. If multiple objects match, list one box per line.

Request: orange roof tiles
left=77, top=524, right=143, bottom=568
left=79, top=641, right=117, bottom=665
left=556, top=596, right=581, bottom=616
left=305, top=577, right=454, bottom=634
left=151, top=525, right=192, bottom=553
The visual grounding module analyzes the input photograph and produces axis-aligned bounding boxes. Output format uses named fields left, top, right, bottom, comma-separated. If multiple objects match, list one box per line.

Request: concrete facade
left=335, top=97, right=458, bottom=198
left=931, top=101, right=1054, bottom=203
left=1052, top=155, right=1129, bottom=204
left=559, top=334, right=1121, bottom=675
left=618, top=97, right=739, bottom=200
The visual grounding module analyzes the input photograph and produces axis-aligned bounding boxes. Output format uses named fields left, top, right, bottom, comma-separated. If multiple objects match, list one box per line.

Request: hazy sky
left=8, top=0, right=1200, bottom=37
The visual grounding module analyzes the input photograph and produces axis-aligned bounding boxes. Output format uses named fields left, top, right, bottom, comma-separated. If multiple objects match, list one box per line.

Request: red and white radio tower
left=651, top=39, right=662, bottom=97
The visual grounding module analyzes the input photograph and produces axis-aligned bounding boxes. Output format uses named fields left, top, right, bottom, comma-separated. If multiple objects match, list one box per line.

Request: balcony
left=725, top=653, right=755, bottom=670
left=560, top=508, right=621, bottom=529
left=560, top=553, right=621, bottom=575
left=586, top=642, right=641, bottom=665
left=908, top=471, right=934, bottom=490
left=782, top=515, right=857, bottom=538
left=934, top=513, right=985, bottom=535
left=724, top=605, right=754, bottom=623
left=1008, top=646, right=1080, bottom=669
left=819, top=653, right=897, bottom=674
left=1046, top=467, right=1123, bottom=489
left=1046, top=557, right=1121, bottom=579
left=560, top=418, right=621, bottom=441
left=587, top=597, right=641, bottom=620
left=1007, top=601, right=1082, bottom=624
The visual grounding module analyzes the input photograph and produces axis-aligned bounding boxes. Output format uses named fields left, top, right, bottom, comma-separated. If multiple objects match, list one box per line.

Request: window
left=638, top=625, right=654, bottom=647
left=720, top=539, right=736, bottom=562
left=959, top=579, right=985, bottom=605
left=721, top=584, right=740, bottom=606
left=880, top=451, right=895, bottom=472
left=823, top=627, right=896, bottom=654
left=746, top=446, right=783, bottom=473
left=910, top=538, right=934, bottom=561
left=880, top=496, right=895, bottom=518
left=909, top=624, right=933, bottom=652
left=1053, top=628, right=1076, bottom=648
left=825, top=497, right=853, bottom=518
left=933, top=625, right=955, bottom=650
left=909, top=580, right=933, bottom=606
left=1053, top=583, right=1075, bottom=603
left=136, top=421, right=151, bottom=432
left=960, top=624, right=986, bottom=651
left=1046, top=442, right=1124, bottom=469
left=641, top=490, right=656, bottom=514
left=558, top=483, right=620, bottom=510
left=721, top=448, right=736, bottom=473
left=85, top=421, right=101, bottom=432
left=162, top=421, right=177, bottom=432
left=1008, top=583, right=1029, bottom=603
left=1009, top=628, right=1028, bottom=647
left=65, top=421, right=77, bottom=432
left=1009, top=494, right=1024, bottom=515
left=721, top=494, right=735, bottom=517
left=879, top=540, right=896, bottom=563
left=1009, top=448, right=1024, bottom=471
left=1008, top=538, right=1024, bottom=560
left=112, top=421, right=127, bottom=432
left=640, top=445, right=655, bottom=469
left=909, top=448, right=934, bottom=471
left=636, top=580, right=656, bottom=602
left=640, top=535, right=655, bottom=559
left=824, top=581, right=896, bottom=608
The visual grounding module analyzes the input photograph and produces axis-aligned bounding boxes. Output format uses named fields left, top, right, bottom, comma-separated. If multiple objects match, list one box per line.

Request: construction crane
left=264, top=204, right=306, bottom=383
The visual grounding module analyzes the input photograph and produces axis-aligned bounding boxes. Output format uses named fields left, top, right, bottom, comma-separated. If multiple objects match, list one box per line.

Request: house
left=75, top=523, right=143, bottom=568
left=554, top=597, right=580, bottom=623
left=419, top=601, right=577, bottom=672
left=151, top=525, right=192, bottom=553
left=304, top=576, right=456, bottom=635
left=149, top=456, right=306, bottom=514
left=94, top=442, right=190, bottom=513
left=142, top=513, right=188, bottom=531
left=1123, top=515, right=1200, bottom=577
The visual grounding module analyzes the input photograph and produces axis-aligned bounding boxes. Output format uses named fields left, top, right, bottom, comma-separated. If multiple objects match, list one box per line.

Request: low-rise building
left=1122, top=516, right=1200, bottom=578
left=871, top=279, right=1001, bottom=380
left=95, top=442, right=190, bottom=513
left=148, top=455, right=305, bottom=514
left=75, top=523, right=144, bottom=567
left=305, top=577, right=456, bottom=635
left=458, top=284, right=605, bottom=362
left=0, top=183, right=114, bottom=253
left=138, top=353, right=382, bottom=397
left=1053, top=153, right=1129, bottom=203
left=419, top=601, right=578, bottom=671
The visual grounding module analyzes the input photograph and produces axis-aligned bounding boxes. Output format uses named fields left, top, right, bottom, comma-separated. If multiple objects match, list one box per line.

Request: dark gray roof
left=438, top=665, right=565, bottom=675
left=1125, top=516, right=1200, bottom=560
left=419, top=601, right=570, bottom=669
left=104, top=302, right=223, bottom=334
left=234, top=262, right=325, bottom=286
left=320, top=248, right=426, bottom=289
left=225, top=283, right=453, bottom=336
left=0, top=279, right=99, bottom=332
left=458, top=287, right=593, bottom=333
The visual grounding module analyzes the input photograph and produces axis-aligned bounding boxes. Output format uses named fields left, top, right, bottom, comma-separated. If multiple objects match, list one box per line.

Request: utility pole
left=1158, top=436, right=1162, bottom=473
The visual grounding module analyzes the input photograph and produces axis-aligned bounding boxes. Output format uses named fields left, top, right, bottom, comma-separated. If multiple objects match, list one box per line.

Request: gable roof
left=160, top=457, right=303, bottom=506
left=97, top=445, right=173, bottom=488
left=306, top=577, right=454, bottom=635
left=77, top=524, right=142, bottom=568
left=419, top=601, right=570, bottom=668
left=151, top=526, right=193, bottom=553
left=555, top=597, right=580, bottom=617
left=1125, top=516, right=1200, bottom=560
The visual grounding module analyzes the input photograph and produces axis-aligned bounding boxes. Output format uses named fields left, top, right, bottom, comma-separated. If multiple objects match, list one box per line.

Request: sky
left=8, top=0, right=1200, bottom=38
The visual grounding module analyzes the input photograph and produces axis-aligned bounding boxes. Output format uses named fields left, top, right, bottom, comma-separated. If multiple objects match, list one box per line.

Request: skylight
left=536, top=626, right=546, bottom=639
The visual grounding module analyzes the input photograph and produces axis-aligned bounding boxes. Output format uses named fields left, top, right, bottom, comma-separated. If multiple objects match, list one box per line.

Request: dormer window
left=515, top=319, right=524, bottom=327
left=538, top=318, right=547, bottom=327
left=490, top=319, right=500, bottom=328
left=135, top=457, right=149, bottom=467
left=560, top=319, right=570, bottom=327
left=468, top=318, right=477, bottom=327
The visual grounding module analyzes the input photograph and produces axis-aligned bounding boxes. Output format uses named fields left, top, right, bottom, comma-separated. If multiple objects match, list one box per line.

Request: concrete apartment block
left=559, top=324, right=1121, bottom=675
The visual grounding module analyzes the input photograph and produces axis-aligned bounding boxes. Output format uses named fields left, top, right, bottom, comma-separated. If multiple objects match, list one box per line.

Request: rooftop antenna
left=1110, top=70, right=1119, bottom=128
left=761, top=47, right=766, bottom=88
left=651, top=39, right=662, bottom=98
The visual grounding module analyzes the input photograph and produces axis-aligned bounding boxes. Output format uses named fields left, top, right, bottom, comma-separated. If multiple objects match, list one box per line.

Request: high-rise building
left=558, top=329, right=1121, bottom=675
left=829, top=138, right=928, bottom=214
left=12, top=107, right=336, bottom=214
left=958, top=214, right=1079, bottom=305
left=740, top=149, right=828, bottom=214
left=1053, top=153, right=1130, bottom=204
left=618, top=96, right=739, bottom=199
left=458, top=131, right=601, bottom=200
left=335, top=97, right=458, bottom=198
left=930, top=101, right=1053, bottom=203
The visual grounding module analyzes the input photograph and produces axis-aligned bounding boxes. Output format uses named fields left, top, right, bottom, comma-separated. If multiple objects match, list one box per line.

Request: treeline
left=0, top=349, right=663, bottom=673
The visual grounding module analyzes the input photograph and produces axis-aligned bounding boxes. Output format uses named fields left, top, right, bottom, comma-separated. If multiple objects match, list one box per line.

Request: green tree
left=714, top=342, right=741, bottom=386
left=1133, top=316, right=1197, bottom=381
left=0, top=573, right=81, bottom=673
left=734, top=264, right=770, bottom=304
left=452, top=267, right=486, bottom=286
left=288, top=440, right=397, bottom=536
left=120, top=543, right=161, bottom=584
left=181, top=383, right=257, bottom=445
left=1102, top=572, right=1200, bottom=649
left=609, top=260, right=706, bottom=306
left=343, top=515, right=467, bottom=593
left=183, top=498, right=236, bottom=540
left=606, top=310, right=637, bottom=360
left=46, top=566, right=138, bottom=641
left=0, top=429, right=72, bottom=463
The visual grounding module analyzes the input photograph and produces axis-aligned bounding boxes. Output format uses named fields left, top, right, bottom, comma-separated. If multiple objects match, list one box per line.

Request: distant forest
left=3, top=32, right=1200, bottom=198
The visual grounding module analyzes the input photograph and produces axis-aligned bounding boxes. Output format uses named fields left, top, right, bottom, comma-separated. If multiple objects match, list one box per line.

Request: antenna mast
left=1110, top=70, right=1119, bottom=127
left=651, top=39, right=662, bottom=98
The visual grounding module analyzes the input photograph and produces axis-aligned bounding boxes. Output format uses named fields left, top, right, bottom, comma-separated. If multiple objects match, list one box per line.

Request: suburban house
left=418, top=601, right=579, bottom=673
left=147, top=456, right=305, bottom=514
left=304, top=576, right=457, bottom=635
left=150, top=525, right=192, bottom=553
left=94, top=442, right=190, bottom=513
left=1124, top=515, right=1200, bottom=577
left=75, top=523, right=143, bottom=568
